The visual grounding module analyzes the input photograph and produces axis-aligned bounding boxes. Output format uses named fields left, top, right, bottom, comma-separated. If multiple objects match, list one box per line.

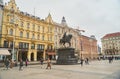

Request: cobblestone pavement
left=0, top=60, right=120, bottom=79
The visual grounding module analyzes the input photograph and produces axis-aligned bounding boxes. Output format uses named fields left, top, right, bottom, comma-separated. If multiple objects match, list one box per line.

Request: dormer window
left=10, top=7, right=14, bottom=13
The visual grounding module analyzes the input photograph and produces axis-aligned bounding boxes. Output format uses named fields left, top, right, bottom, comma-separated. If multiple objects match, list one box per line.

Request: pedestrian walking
left=80, top=59, right=84, bottom=66
left=40, top=58, right=44, bottom=65
left=19, top=59, right=23, bottom=70
left=4, top=58, right=9, bottom=70
left=14, top=60, right=18, bottom=67
left=85, top=58, right=89, bottom=65
left=25, top=58, right=28, bottom=67
left=46, top=58, right=51, bottom=69
left=10, top=59, right=14, bottom=69
left=40, top=58, right=44, bottom=68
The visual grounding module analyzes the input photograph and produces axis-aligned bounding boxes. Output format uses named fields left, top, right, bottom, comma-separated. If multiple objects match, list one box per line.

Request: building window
left=50, top=36, right=52, bottom=41
left=55, top=27, right=57, bottom=32
left=37, top=44, right=40, bottom=50
left=37, top=34, right=40, bottom=40
left=42, top=27, right=44, bottom=33
left=50, top=27, right=52, bottom=33
left=42, top=45, right=44, bottom=50
left=37, top=44, right=44, bottom=50
left=10, top=41, right=13, bottom=48
left=37, top=44, right=41, bottom=50
left=10, top=17, right=14, bottom=24
left=55, top=35, right=57, bottom=40
left=47, top=45, right=52, bottom=50
left=32, top=34, right=35, bottom=39
left=31, top=44, right=35, bottom=49
left=9, top=29, right=13, bottom=35
left=33, top=24, right=35, bottom=30
left=27, top=23, right=30, bottom=29
left=26, top=32, right=29, bottom=38
left=42, top=35, right=44, bottom=41
left=48, top=26, right=50, bottom=33
left=21, top=21, right=24, bottom=27
left=38, top=26, right=40, bottom=31
left=19, top=42, right=29, bottom=49
left=20, top=31, right=23, bottom=37
left=4, top=41, right=9, bottom=48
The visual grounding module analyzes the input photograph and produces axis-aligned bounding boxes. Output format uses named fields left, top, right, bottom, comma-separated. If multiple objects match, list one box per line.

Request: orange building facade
left=80, top=35, right=98, bottom=59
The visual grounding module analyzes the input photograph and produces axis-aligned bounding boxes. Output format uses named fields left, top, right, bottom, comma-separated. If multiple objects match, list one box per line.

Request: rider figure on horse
left=60, top=32, right=72, bottom=47
left=62, top=32, right=66, bottom=41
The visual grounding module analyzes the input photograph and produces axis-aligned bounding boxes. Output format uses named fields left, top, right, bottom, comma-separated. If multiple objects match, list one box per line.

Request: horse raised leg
left=68, top=42, right=71, bottom=47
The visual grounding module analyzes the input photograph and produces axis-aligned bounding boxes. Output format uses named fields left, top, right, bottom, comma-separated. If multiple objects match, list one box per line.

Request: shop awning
left=0, top=49, right=10, bottom=55
left=47, top=52, right=56, bottom=55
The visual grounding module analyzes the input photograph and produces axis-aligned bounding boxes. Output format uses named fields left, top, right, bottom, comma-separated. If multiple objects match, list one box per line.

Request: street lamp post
left=9, top=5, right=18, bottom=61
left=79, top=30, right=85, bottom=59
left=12, top=24, right=17, bottom=61
left=89, top=38, right=93, bottom=59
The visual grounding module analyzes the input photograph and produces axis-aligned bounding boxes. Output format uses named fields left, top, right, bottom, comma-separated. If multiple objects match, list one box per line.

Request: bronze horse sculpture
left=59, top=32, right=72, bottom=47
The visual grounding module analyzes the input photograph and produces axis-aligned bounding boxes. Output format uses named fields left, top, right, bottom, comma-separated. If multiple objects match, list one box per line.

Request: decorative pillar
left=43, top=44, right=47, bottom=60
left=28, top=50, right=31, bottom=61
left=28, top=43, right=31, bottom=61
left=34, top=51, right=37, bottom=61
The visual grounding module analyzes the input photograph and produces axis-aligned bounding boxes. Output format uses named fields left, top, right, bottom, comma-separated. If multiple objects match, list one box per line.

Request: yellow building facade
left=0, top=0, right=54, bottom=61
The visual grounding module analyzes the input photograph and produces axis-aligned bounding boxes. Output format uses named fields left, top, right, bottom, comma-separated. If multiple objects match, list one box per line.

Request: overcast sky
left=4, top=0, right=120, bottom=46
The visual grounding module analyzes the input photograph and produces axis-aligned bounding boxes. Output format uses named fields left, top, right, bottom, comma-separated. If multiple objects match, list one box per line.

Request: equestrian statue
left=59, top=32, right=72, bottom=47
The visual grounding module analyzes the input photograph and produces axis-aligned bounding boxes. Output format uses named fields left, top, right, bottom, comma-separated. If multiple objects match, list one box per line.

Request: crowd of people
left=3, top=58, right=25, bottom=70
left=2, top=57, right=52, bottom=71
left=1, top=56, right=119, bottom=71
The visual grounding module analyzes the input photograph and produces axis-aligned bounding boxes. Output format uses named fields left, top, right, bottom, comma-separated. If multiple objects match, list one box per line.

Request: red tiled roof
left=102, top=32, right=120, bottom=39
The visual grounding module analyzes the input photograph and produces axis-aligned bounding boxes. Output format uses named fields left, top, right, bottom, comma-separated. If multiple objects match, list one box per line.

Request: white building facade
left=54, top=17, right=81, bottom=57
left=101, top=32, right=120, bottom=56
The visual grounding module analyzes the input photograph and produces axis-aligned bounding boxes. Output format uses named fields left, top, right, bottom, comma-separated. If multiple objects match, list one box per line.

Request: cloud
left=4, top=0, right=120, bottom=45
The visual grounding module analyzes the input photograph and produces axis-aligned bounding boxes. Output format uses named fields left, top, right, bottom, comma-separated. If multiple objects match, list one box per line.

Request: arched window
left=9, top=29, right=13, bottom=35
left=20, top=31, right=23, bottom=37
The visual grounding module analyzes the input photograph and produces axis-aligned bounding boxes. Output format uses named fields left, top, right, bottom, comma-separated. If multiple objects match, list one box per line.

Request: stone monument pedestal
left=56, top=48, right=78, bottom=65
